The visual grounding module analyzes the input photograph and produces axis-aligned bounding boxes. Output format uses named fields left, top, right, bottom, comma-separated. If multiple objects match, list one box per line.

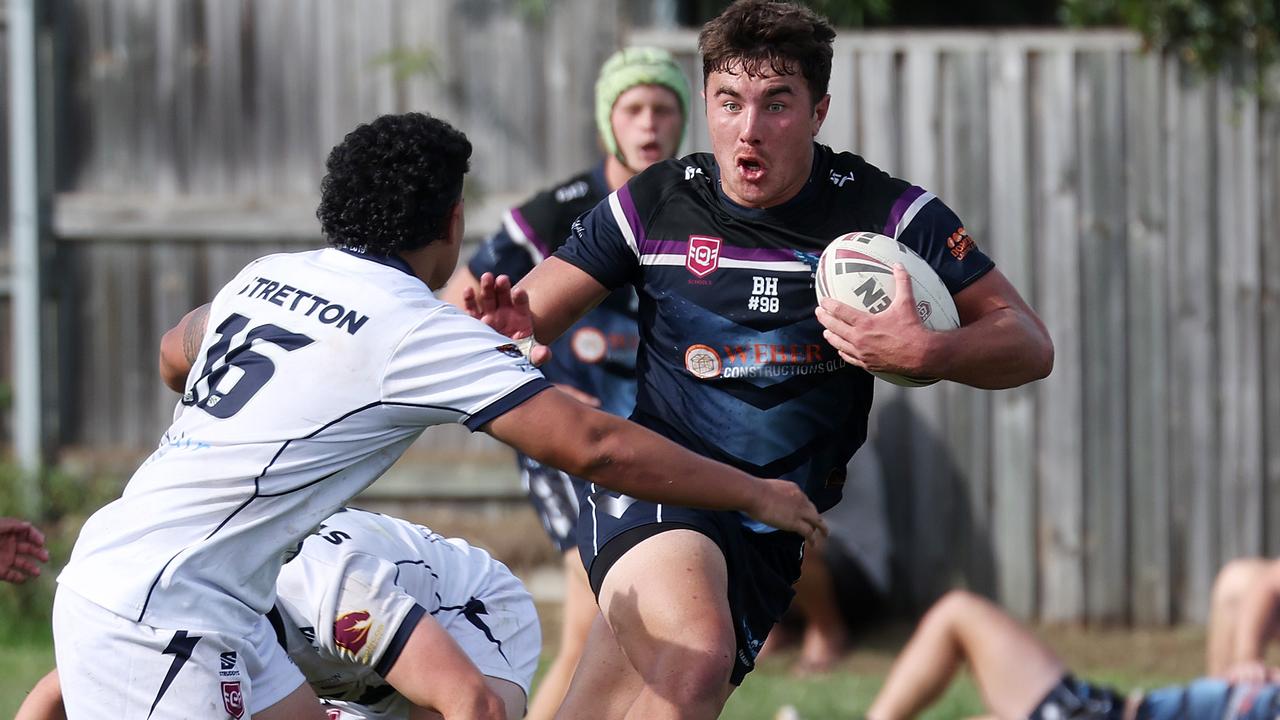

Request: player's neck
left=604, top=154, right=637, bottom=192
left=399, top=243, right=455, bottom=291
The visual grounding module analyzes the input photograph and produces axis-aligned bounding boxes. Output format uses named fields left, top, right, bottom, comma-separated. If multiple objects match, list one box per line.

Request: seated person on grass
left=867, top=590, right=1280, bottom=720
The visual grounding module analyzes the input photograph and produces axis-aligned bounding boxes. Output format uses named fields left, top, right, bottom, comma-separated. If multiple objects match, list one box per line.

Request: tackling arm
left=158, top=303, right=211, bottom=393
left=464, top=258, right=609, bottom=348
left=484, top=388, right=827, bottom=540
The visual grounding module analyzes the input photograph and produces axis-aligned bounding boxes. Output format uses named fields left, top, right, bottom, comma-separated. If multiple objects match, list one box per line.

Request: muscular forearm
left=158, top=303, right=211, bottom=392
left=927, top=306, right=1053, bottom=389
left=557, top=412, right=762, bottom=514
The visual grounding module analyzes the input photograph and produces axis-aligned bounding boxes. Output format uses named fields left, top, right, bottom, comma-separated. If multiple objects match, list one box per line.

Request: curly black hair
left=317, top=112, right=472, bottom=254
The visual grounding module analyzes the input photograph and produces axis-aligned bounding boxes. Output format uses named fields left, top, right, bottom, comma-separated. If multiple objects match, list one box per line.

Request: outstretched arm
left=0, top=517, right=49, bottom=584
left=463, top=258, right=609, bottom=349
left=867, top=591, right=1064, bottom=720
left=158, top=303, right=211, bottom=392
left=817, top=265, right=1053, bottom=389
left=485, top=388, right=827, bottom=541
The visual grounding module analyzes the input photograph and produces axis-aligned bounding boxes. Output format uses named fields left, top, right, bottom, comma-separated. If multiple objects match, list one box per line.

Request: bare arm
left=158, top=303, right=211, bottom=392
left=1232, top=562, right=1280, bottom=665
left=383, top=615, right=508, bottom=720
left=817, top=265, right=1053, bottom=390
left=15, top=669, right=64, bottom=720
left=485, top=388, right=826, bottom=539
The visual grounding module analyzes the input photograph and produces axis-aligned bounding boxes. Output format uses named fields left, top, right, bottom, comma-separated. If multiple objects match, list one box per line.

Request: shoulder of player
left=515, top=169, right=606, bottom=235
left=621, top=154, right=716, bottom=212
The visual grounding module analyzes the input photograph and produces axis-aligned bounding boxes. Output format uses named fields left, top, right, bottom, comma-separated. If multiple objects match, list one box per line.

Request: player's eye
left=723, top=101, right=741, bottom=112
left=768, top=102, right=785, bottom=112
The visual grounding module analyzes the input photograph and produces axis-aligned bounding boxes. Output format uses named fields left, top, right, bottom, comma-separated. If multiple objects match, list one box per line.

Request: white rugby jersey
left=271, top=508, right=536, bottom=706
left=58, top=248, right=549, bottom=632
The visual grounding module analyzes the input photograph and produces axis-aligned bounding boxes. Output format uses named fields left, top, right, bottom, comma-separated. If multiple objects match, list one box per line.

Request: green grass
left=0, top=622, right=1205, bottom=719
left=1, top=639, right=55, bottom=718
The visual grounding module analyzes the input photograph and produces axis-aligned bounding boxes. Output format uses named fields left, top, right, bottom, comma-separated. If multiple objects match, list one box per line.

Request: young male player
left=20, top=507, right=539, bottom=720
left=50, top=112, right=825, bottom=719
left=868, top=589, right=1280, bottom=720
left=464, top=1, right=1053, bottom=717
left=439, top=45, right=689, bottom=720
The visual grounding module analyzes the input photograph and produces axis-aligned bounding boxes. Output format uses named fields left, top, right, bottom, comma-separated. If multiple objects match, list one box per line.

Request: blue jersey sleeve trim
left=373, top=603, right=427, bottom=678
left=463, top=377, right=554, bottom=431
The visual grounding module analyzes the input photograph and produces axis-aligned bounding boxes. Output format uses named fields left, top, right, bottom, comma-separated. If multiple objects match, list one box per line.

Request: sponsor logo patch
left=686, top=235, right=722, bottom=278
left=221, top=681, right=245, bottom=719
left=946, top=227, right=976, bottom=260
left=684, top=344, right=722, bottom=379
left=334, top=610, right=373, bottom=656
left=219, top=651, right=237, bottom=672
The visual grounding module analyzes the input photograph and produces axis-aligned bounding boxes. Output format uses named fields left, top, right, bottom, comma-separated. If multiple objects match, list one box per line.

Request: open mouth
left=736, top=157, right=766, bottom=182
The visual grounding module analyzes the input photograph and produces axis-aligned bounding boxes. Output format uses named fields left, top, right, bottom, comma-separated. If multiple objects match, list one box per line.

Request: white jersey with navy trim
left=272, top=508, right=539, bottom=710
left=58, top=248, right=549, bottom=632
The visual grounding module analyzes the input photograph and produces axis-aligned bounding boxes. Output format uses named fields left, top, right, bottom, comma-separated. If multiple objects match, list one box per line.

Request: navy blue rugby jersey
left=555, top=144, right=994, bottom=519
left=468, top=165, right=639, bottom=418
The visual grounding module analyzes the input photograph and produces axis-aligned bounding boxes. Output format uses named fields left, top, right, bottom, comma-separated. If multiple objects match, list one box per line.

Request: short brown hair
left=698, top=0, right=836, bottom=102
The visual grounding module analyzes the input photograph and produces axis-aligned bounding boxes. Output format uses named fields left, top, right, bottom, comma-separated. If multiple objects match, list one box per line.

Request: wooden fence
left=4, top=1, right=1280, bottom=624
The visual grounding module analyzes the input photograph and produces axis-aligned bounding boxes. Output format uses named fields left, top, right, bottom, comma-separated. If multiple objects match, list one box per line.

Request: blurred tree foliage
left=673, top=0, right=1279, bottom=75
left=1063, top=0, right=1278, bottom=74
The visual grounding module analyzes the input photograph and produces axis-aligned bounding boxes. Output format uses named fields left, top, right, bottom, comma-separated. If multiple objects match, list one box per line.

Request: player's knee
left=1212, top=558, right=1269, bottom=609
left=928, top=589, right=984, bottom=625
left=645, top=647, right=735, bottom=704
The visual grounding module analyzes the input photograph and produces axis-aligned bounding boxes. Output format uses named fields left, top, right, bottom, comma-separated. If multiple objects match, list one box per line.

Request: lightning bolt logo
left=149, top=630, right=201, bottom=718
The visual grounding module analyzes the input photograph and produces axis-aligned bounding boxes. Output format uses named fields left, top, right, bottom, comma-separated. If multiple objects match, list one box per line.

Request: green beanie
left=595, top=46, right=691, bottom=165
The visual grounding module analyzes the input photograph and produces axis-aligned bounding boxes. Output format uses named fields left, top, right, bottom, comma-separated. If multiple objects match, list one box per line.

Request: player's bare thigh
left=255, top=681, right=326, bottom=720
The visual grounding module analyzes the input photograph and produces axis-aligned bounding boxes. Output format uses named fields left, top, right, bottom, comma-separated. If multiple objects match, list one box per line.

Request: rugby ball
left=815, top=231, right=959, bottom=387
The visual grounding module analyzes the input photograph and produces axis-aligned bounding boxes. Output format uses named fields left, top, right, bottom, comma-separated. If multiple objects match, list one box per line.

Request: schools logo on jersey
left=684, top=344, right=722, bottom=379
left=686, top=235, right=722, bottom=278
left=334, top=610, right=373, bottom=656
left=222, top=681, right=245, bottom=718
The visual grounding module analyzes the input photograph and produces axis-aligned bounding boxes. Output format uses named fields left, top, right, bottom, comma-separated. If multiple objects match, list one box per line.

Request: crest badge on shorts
left=686, top=235, right=722, bottom=278
left=221, top=681, right=245, bottom=719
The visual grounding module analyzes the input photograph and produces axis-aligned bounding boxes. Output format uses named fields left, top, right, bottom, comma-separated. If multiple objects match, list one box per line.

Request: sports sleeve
left=381, top=304, right=552, bottom=431
left=309, top=550, right=429, bottom=677
left=552, top=185, right=642, bottom=291
left=466, top=214, right=541, bottom=283
left=883, top=186, right=994, bottom=294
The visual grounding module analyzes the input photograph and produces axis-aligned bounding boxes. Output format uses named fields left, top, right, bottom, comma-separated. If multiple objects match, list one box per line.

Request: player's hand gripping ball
left=815, top=231, right=958, bottom=387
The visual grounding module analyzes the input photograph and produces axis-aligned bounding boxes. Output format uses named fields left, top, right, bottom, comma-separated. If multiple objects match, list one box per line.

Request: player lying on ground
left=50, top=112, right=824, bottom=720
left=463, top=2, right=1053, bottom=718
left=438, top=45, right=690, bottom=720
left=19, top=507, right=539, bottom=720
left=867, top=590, right=1280, bottom=720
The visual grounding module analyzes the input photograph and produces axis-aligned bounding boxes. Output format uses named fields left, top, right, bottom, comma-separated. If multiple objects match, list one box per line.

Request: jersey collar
left=337, top=247, right=417, bottom=277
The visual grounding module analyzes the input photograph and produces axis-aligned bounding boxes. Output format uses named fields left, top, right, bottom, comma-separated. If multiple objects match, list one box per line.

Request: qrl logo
left=686, top=236, right=722, bottom=277
left=221, top=681, right=244, bottom=719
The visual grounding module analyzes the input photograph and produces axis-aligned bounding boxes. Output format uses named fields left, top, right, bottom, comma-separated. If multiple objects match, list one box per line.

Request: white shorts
left=318, top=569, right=540, bottom=720
left=53, top=586, right=307, bottom=719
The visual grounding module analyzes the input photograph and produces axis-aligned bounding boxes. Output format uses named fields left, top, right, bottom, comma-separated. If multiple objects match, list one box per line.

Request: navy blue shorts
left=1029, top=675, right=1126, bottom=720
left=518, top=452, right=584, bottom=554
left=575, top=486, right=804, bottom=685
left=1138, top=678, right=1280, bottom=720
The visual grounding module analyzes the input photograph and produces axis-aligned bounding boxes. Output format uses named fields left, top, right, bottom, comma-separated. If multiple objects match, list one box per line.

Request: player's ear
left=811, top=94, right=830, bottom=136
left=446, top=199, right=466, bottom=247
